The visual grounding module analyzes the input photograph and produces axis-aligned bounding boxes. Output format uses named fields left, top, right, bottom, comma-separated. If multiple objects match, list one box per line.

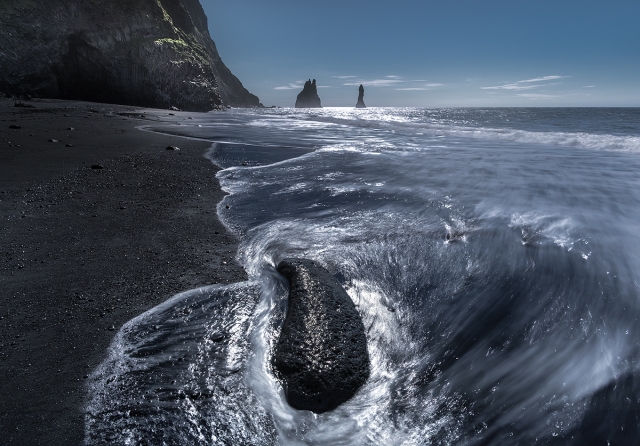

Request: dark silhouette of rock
left=273, top=259, right=369, bottom=413
left=295, top=80, right=322, bottom=108
left=0, top=0, right=259, bottom=111
left=356, top=84, right=366, bottom=108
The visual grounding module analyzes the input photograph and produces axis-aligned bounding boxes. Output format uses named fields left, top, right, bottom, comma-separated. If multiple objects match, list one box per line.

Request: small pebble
left=9, top=124, right=21, bottom=129
left=166, top=145, right=180, bottom=151
left=65, top=144, right=73, bottom=147
left=48, top=139, right=59, bottom=143
left=91, top=164, right=103, bottom=169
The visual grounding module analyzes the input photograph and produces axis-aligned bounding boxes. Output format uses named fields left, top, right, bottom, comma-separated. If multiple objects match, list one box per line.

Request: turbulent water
left=86, top=108, right=640, bottom=445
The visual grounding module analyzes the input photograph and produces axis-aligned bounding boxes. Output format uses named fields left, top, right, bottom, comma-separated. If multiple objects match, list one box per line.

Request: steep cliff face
left=0, top=0, right=259, bottom=111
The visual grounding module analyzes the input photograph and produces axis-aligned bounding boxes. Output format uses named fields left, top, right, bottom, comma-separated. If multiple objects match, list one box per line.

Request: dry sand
left=0, top=98, right=246, bottom=445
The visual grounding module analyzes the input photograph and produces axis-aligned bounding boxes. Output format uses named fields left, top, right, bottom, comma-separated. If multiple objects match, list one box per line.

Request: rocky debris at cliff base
left=295, top=79, right=322, bottom=108
left=356, top=84, right=366, bottom=108
left=273, top=258, right=370, bottom=413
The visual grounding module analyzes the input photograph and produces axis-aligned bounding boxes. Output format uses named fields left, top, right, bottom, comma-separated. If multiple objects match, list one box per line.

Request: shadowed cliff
left=0, top=0, right=259, bottom=111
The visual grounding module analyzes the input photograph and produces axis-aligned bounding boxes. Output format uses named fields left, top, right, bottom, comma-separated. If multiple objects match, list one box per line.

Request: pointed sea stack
left=273, top=259, right=369, bottom=413
left=295, top=79, right=322, bottom=108
left=356, top=84, right=366, bottom=108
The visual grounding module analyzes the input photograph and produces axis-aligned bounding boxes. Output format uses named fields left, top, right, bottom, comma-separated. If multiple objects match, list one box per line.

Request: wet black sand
left=0, top=98, right=246, bottom=445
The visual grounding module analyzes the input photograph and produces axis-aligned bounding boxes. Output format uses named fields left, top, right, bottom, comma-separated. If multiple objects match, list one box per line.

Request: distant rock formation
left=273, top=259, right=370, bottom=413
left=295, top=79, right=322, bottom=108
left=0, top=0, right=259, bottom=111
left=356, top=84, right=366, bottom=108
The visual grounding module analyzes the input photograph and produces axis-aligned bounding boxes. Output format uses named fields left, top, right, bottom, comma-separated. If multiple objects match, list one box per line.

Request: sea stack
left=0, top=0, right=259, bottom=111
left=295, top=79, right=322, bottom=108
left=356, top=84, right=366, bottom=108
left=273, top=259, right=370, bottom=413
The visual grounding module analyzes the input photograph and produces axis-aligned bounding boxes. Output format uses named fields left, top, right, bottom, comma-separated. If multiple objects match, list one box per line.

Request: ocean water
left=86, top=108, right=640, bottom=445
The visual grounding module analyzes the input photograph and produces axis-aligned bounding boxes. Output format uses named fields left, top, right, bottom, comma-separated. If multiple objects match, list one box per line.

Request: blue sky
left=202, top=0, right=640, bottom=107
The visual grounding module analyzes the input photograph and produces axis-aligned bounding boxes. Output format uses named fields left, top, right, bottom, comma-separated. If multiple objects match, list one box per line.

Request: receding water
left=86, top=108, right=640, bottom=445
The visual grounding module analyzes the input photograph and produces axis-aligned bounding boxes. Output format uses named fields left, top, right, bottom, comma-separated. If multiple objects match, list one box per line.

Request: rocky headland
left=0, top=0, right=259, bottom=111
left=356, top=84, right=366, bottom=108
left=273, top=259, right=369, bottom=413
left=295, top=79, right=322, bottom=108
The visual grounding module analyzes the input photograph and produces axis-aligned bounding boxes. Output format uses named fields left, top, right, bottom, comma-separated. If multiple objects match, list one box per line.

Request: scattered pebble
left=91, top=164, right=104, bottom=169
left=9, top=124, right=21, bottom=129
left=65, top=144, right=74, bottom=147
left=166, top=145, right=180, bottom=151
left=211, top=333, right=225, bottom=342
left=67, top=127, right=75, bottom=131
left=48, top=139, right=59, bottom=143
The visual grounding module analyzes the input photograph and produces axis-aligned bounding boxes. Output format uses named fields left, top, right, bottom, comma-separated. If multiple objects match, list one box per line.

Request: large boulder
left=356, top=84, right=366, bottom=108
left=273, top=259, right=369, bottom=413
left=0, top=0, right=259, bottom=110
left=294, top=79, right=322, bottom=108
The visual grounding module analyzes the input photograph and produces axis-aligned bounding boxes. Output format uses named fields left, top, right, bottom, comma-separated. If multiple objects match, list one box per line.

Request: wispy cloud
left=518, top=75, right=566, bottom=83
left=332, top=75, right=357, bottom=79
left=274, top=82, right=304, bottom=90
left=342, top=76, right=442, bottom=89
left=482, top=75, right=567, bottom=90
left=344, top=79, right=405, bottom=87
left=583, top=85, right=595, bottom=88
left=516, top=93, right=558, bottom=99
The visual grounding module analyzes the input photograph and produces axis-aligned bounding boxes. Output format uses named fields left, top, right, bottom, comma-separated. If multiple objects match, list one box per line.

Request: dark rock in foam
left=295, top=79, right=322, bottom=108
left=356, top=84, right=366, bottom=108
left=0, top=0, right=259, bottom=111
left=273, top=259, right=369, bottom=413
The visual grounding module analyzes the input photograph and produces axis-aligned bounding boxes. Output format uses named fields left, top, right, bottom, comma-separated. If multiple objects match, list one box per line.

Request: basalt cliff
left=0, top=0, right=259, bottom=111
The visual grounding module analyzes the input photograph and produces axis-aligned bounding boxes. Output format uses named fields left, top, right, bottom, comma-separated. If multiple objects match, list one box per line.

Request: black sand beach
left=0, top=98, right=245, bottom=445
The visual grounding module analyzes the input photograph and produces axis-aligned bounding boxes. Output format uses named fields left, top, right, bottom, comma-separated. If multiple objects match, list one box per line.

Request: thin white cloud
left=518, top=75, right=565, bottom=83
left=344, top=79, right=405, bottom=87
left=482, top=84, right=540, bottom=91
left=332, top=75, right=357, bottom=79
left=517, top=93, right=558, bottom=99
left=396, top=88, right=428, bottom=91
left=482, top=75, right=567, bottom=90
left=274, top=82, right=304, bottom=90
left=425, top=83, right=444, bottom=87
left=386, top=75, right=401, bottom=79
left=583, top=85, right=595, bottom=88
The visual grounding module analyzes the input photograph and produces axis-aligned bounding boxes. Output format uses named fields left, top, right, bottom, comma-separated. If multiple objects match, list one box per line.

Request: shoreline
left=0, top=98, right=246, bottom=445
